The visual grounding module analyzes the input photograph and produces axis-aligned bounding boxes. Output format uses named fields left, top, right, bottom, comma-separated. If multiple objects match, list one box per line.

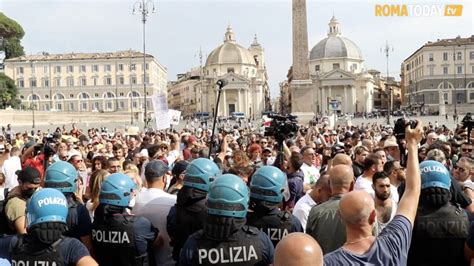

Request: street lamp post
left=381, top=40, right=394, bottom=125
left=133, top=0, right=155, bottom=130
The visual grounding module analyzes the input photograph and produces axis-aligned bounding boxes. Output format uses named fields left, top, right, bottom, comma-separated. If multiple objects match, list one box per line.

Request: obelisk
left=290, top=0, right=314, bottom=118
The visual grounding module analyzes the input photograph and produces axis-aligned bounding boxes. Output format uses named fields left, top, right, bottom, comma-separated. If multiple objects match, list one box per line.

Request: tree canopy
left=0, top=73, right=20, bottom=108
left=0, top=12, right=25, bottom=59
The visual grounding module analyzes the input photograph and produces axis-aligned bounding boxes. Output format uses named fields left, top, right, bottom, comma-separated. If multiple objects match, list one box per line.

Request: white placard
left=169, top=109, right=181, bottom=126
left=152, top=92, right=170, bottom=130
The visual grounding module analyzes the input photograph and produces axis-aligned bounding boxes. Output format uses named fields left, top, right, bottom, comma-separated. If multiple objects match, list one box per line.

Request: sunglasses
left=462, top=148, right=473, bottom=152
left=74, top=159, right=83, bottom=163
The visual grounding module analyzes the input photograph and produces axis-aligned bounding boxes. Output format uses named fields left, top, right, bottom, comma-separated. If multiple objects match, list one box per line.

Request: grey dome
left=309, top=16, right=363, bottom=60
left=205, top=26, right=256, bottom=66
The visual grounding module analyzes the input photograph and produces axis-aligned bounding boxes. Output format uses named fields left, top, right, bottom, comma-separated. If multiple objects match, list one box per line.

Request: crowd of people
left=0, top=115, right=472, bottom=265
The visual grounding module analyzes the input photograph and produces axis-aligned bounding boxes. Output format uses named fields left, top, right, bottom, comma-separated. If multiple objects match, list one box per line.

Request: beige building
left=4, top=50, right=167, bottom=114
left=369, top=69, right=402, bottom=112
left=167, top=70, right=200, bottom=117
left=403, top=36, right=474, bottom=115
left=168, top=26, right=270, bottom=119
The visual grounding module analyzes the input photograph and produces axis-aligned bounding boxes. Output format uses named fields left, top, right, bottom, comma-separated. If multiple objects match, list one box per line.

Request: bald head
left=328, top=164, right=354, bottom=192
left=333, top=154, right=352, bottom=167
left=274, top=233, right=323, bottom=266
left=339, top=190, right=375, bottom=227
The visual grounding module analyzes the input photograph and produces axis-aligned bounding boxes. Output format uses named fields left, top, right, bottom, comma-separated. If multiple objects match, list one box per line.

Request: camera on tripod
left=264, top=114, right=299, bottom=142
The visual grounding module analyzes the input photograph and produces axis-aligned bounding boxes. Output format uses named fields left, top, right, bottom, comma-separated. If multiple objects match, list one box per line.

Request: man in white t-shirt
left=292, top=175, right=331, bottom=231
left=133, top=160, right=177, bottom=265
left=354, top=153, right=383, bottom=197
left=300, top=147, right=320, bottom=191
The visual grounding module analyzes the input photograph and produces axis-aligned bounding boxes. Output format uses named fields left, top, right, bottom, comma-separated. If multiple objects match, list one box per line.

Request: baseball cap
left=0, top=145, right=5, bottom=153
left=17, top=167, right=41, bottom=184
left=420, top=160, right=451, bottom=190
left=263, top=147, right=272, bottom=153
left=145, top=160, right=169, bottom=178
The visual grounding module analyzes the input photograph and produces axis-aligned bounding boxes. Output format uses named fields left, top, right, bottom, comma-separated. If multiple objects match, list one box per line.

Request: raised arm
left=396, top=120, right=423, bottom=226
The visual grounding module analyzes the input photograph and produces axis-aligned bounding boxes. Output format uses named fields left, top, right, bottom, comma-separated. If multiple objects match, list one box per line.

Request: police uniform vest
left=92, top=214, right=142, bottom=266
left=172, top=201, right=207, bottom=261
left=247, top=209, right=293, bottom=247
left=414, top=204, right=469, bottom=238
left=11, top=235, right=64, bottom=266
left=193, top=226, right=263, bottom=266
left=63, top=196, right=78, bottom=238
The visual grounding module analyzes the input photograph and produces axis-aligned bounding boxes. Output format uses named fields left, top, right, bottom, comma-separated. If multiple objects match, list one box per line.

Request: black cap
left=17, top=167, right=41, bottom=184
left=172, top=160, right=189, bottom=177
left=145, top=160, right=169, bottom=178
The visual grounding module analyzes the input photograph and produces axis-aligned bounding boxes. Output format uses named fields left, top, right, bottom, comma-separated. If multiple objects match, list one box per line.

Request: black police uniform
left=92, top=206, right=158, bottom=266
left=408, top=204, right=470, bottom=266
left=179, top=225, right=274, bottom=266
left=247, top=208, right=304, bottom=247
left=167, top=199, right=207, bottom=262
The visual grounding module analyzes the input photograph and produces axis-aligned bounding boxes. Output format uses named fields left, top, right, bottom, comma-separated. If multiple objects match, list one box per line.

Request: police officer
left=179, top=174, right=274, bottom=265
left=44, top=161, right=94, bottom=253
left=167, top=158, right=220, bottom=262
left=92, top=173, right=162, bottom=266
left=0, top=188, right=98, bottom=266
left=246, top=166, right=303, bottom=247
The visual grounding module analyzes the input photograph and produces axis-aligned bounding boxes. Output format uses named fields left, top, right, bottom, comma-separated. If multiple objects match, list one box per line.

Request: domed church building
left=292, top=16, right=375, bottom=114
left=200, top=26, right=270, bottom=118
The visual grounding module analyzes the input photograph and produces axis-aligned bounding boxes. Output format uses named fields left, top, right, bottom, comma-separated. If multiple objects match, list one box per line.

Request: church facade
left=288, top=4, right=375, bottom=116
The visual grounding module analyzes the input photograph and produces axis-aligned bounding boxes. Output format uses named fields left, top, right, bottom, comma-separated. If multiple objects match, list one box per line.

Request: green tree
left=0, top=12, right=25, bottom=59
left=0, top=73, right=20, bottom=108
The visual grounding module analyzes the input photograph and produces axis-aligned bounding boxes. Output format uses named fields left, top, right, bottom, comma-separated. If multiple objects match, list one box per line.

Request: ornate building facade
left=168, top=26, right=270, bottom=119
left=4, top=50, right=167, bottom=113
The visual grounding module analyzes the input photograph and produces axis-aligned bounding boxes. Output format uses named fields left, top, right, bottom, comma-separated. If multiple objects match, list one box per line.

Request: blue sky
left=1, top=0, right=472, bottom=99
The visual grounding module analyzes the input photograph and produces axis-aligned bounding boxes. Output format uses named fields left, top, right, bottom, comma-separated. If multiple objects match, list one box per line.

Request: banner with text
left=152, top=92, right=170, bottom=130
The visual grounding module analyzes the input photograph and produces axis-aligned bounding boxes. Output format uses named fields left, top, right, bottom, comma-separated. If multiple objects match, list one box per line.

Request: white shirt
left=133, top=188, right=177, bottom=266
left=355, top=175, right=400, bottom=203
left=390, top=184, right=399, bottom=203
left=292, top=192, right=317, bottom=232
left=1, top=156, right=21, bottom=189
left=300, top=162, right=320, bottom=185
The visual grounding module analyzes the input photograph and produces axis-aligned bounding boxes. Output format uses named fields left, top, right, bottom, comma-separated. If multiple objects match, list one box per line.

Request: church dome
left=309, top=16, right=363, bottom=60
left=206, top=26, right=256, bottom=66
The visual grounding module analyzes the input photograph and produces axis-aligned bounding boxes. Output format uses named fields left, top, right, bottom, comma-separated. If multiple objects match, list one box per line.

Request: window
left=333, top=63, right=340, bottom=69
left=43, top=79, right=49, bottom=87
left=119, top=102, right=125, bottom=109
left=457, top=93, right=464, bottom=102
left=315, top=65, right=320, bottom=72
left=69, top=103, right=74, bottom=111
left=444, top=93, right=448, bottom=101
left=429, top=53, right=434, bottom=61
left=429, top=67, right=434, bottom=76
left=80, top=65, right=86, bottom=72
left=227, top=67, right=234, bottom=73
left=443, top=67, right=448, bottom=74
left=17, top=79, right=24, bottom=88
left=443, top=52, right=448, bottom=61
left=93, top=102, right=99, bottom=110
left=67, top=65, right=74, bottom=73
left=470, top=52, right=474, bottom=60
left=105, top=77, right=112, bottom=85
left=143, top=75, right=149, bottom=84
left=429, top=93, right=434, bottom=101
left=457, top=66, right=463, bottom=74
left=93, top=77, right=98, bottom=86
left=31, top=66, right=36, bottom=74
left=54, top=78, right=61, bottom=87
left=118, top=64, right=124, bottom=71
left=94, top=93, right=99, bottom=97
left=80, top=77, right=87, bottom=86
left=105, top=64, right=111, bottom=72
left=55, top=66, right=61, bottom=73
left=17, top=67, right=24, bottom=75
left=131, top=76, right=137, bottom=84
left=69, top=94, right=74, bottom=98
left=144, top=63, right=149, bottom=70
left=457, top=52, right=462, bottom=61
left=130, top=64, right=136, bottom=71
left=43, top=66, right=48, bottom=74
left=67, top=78, right=74, bottom=86
left=118, top=77, right=124, bottom=85
left=470, top=92, right=474, bottom=100
left=30, top=79, right=37, bottom=87
left=119, top=92, right=124, bottom=96
left=92, top=65, right=99, bottom=72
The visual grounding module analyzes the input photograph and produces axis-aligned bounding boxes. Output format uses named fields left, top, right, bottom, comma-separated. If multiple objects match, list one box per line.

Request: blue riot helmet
left=99, top=173, right=137, bottom=207
left=44, top=161, right=78, bottom=193
left=207, top=174, right=249, bottom=218
left=27, top=188, right=68, bottom=228
left=184, top=158, right=220, bottom=192
left=250, top=166, right=286, bottom=203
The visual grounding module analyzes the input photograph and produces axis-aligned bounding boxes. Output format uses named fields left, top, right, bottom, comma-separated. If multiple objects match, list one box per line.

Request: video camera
left=264, top=114, right=299, bottom=142
left=393, top=118, right=418, bottom=140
